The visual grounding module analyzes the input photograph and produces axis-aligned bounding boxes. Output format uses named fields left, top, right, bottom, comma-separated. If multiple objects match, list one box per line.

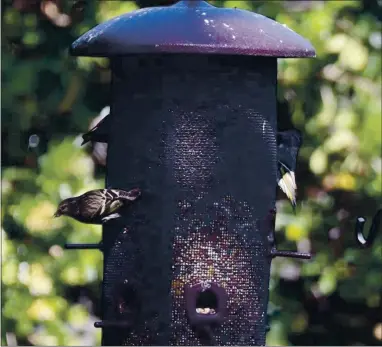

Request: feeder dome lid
left=70, top=0, right=315, bottom=58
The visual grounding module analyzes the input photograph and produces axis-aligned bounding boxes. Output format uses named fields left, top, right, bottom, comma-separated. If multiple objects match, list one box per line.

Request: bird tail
left=277, top=171, right=297, bottom=209
left=114, top=188, right=141, bottom=201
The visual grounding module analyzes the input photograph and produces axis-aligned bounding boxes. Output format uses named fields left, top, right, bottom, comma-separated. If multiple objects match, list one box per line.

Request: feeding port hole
left=196, top=289, right=218, bottom=315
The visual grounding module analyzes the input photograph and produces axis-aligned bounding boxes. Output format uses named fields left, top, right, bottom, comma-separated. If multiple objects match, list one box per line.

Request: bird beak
left=53, top=211, right=60, bottom=217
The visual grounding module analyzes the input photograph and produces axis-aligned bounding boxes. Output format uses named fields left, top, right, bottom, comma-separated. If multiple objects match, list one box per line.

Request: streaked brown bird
left=54, top=188, right=141, bottom=224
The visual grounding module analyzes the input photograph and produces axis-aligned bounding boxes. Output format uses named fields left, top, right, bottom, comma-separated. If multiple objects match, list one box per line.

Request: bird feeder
left=68, top=0, right=315, bottom=345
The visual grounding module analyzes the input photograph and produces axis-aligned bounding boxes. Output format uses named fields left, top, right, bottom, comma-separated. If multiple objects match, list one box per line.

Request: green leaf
left=318, top=266, right=337, bottom=295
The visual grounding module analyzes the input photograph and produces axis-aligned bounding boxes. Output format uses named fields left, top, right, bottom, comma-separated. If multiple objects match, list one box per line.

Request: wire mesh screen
left=103, top=54, right=277, bottom=346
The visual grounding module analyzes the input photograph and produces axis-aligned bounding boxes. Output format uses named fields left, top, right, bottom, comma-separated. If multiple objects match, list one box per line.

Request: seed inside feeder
left=196, top=307, right=216, bottom=315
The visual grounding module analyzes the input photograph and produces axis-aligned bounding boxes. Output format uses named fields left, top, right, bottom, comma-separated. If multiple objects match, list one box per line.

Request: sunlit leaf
left=339, top=38, right=369, bottom=71
left=96, top=1, right=139, bottom=23
left=309, top=148, right=328, bottom=175
left=318, top=266, right=337, bottom=295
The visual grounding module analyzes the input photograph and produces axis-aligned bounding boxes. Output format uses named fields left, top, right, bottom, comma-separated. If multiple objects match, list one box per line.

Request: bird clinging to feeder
left=276, top=129, right=303, bottom=209
left=54, top=188, right=141, bottom=224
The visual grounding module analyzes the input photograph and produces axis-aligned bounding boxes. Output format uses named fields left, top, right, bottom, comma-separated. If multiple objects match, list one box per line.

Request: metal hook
left=355, top=209, right=381, bottom=248
left=266, top=209, right=312, bottom=260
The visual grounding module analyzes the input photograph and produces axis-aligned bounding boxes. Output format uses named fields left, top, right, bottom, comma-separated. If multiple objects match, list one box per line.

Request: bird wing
left=81, top=115, right=111, bottom=145
left=82, top=119, right=102, bottom=139
left=101, top=189, right=124, bottom=215
left=100, top=189, right=137, bottom=214
left=276, top=129, right=302, bottom=208
left=77, top=188, right=139, bottom=220
left=78, top=190, right=108, bottom=219
left=91, top=115, right=110, bottom=135
left=90, top=115, right=108, bottom=132
left=111, top=188, right=141, bottom=201
left=103, top=188, right=141, bottom=213
left=277, top=171, right=297, bottom=207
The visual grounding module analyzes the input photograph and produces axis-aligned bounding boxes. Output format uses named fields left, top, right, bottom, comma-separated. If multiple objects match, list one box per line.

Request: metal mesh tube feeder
left=68, top=1, right=316, bottom=345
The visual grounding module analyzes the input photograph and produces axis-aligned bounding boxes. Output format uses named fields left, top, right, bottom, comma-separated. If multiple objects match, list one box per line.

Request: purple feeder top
left=70, top=0, right=316, bottom=58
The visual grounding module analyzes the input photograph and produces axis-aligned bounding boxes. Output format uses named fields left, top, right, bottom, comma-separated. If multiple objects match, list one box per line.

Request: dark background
left=1, top=0, right=381, bottom=345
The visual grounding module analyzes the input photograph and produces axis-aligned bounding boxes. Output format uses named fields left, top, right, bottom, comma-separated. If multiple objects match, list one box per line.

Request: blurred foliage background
left=1, top=0, right=381, bottom=345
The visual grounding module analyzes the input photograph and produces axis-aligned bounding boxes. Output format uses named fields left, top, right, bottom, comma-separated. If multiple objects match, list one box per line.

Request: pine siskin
left=81, top=113, right=111, bottom=145
left=276, top=129, right=302, bottom=209
left=54, top=188, right=141, bottom=224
